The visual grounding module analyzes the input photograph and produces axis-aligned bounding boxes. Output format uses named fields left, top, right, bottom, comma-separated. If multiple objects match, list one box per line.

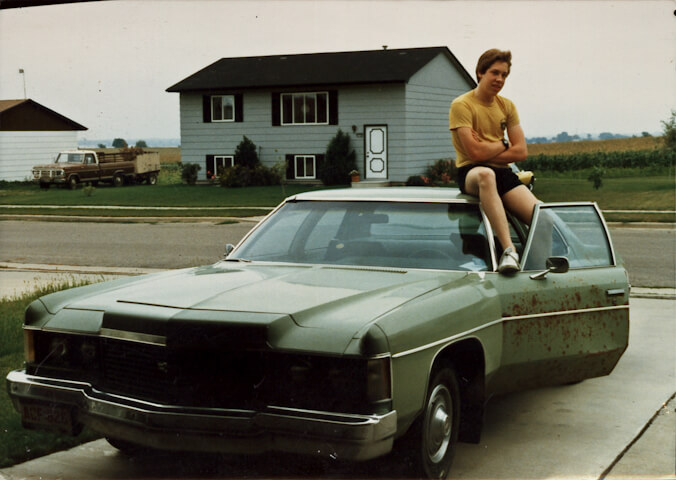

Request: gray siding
left=177, top=52, right=473, bottom=183
left=180, top=85, right=406, bottom=181
left=402, top=53, right=475, bottom=180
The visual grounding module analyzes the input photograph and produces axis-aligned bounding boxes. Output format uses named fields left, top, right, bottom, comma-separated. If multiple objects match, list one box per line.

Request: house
left=166, top=46, right=476, bottom=183
left=0, top=99, right=87, bottom=181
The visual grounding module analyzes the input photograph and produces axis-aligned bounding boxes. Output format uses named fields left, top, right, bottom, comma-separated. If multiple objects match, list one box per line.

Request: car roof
left=288, top=187, right=478, bottom=203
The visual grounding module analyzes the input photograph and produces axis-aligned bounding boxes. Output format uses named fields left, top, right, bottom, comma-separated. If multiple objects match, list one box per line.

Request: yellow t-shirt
left=449, top=90, right=520, bottom=168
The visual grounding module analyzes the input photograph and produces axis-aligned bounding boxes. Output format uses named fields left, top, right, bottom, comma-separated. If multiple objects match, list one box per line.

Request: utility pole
left=19, top=69, right=26, bottom=98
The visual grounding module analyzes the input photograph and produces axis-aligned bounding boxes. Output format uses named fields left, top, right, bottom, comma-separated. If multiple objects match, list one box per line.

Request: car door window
left=522, top=204, right=614, bottom=271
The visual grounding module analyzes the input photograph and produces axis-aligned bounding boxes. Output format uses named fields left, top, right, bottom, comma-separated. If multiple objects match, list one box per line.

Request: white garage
left=0, top=99, right=86, bottom=181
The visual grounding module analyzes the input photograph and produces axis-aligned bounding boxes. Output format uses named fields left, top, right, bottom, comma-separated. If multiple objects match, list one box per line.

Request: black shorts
left=456, top=164, right=523, bottom=197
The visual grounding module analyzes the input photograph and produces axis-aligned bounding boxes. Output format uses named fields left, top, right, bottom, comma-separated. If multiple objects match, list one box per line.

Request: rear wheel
left=400, top=365, right=460, bottom=478
left=147, top=173, right=158, bottom=185
left=113, top=174, right=124, bottom=187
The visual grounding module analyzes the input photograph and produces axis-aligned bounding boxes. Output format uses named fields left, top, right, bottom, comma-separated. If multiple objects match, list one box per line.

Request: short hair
left=476, top=49, right=512, bottom=82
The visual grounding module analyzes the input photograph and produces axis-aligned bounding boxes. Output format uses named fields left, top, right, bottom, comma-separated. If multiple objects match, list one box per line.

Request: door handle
left=606, top=288, right=625, bottom=297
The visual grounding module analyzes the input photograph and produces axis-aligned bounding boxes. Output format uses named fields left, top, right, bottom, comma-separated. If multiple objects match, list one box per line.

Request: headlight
left=271, top=354, right=392, bottom=414
left=29, top=332, right=99, bottom=372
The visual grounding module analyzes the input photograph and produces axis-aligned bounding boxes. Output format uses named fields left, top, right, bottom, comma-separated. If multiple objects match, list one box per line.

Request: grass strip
left=0, top=281, right=103, bottom=468
left=0, top=183, right=328, bottom=207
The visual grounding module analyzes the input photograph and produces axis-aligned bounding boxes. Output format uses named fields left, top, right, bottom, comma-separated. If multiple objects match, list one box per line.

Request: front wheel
left=67, top=176, right=78, bottom=190
left=106, top=437, right=153, bottom=456
left=112, top=174, right=124, bottom=187
left=401, top=366, right=460, bottom=478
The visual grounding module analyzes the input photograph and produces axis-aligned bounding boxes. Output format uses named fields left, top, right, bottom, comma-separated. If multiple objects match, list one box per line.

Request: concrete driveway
left=1, top=283, right=673, bottom=479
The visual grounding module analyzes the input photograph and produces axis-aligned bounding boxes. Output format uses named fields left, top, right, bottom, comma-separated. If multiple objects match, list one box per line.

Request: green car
left=7, top=187, right=629, bottom=478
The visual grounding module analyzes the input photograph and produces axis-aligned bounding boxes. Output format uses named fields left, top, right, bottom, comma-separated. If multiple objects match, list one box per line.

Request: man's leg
left=464, top=167, right=514, bottom=252
left=501, top=185, right=539, bottom=225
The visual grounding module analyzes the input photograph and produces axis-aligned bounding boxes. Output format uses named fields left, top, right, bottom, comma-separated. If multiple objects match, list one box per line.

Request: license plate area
left=20, top=402, right=76, bottom=434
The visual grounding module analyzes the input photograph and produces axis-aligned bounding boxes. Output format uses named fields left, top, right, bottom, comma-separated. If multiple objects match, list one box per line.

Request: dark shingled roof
left=167, top=46, right=475, bottom=92
left=0, top=98, right=86, bottom=131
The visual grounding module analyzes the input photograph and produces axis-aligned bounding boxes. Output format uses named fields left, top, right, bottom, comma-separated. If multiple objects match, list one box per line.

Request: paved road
left=1, top=297, right=673, bottom=479
left=0, top=220, right=673, bottom=287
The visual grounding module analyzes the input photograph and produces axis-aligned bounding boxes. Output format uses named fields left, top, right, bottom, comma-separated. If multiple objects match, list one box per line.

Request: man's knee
left=474, top=167, right=497, bottom=190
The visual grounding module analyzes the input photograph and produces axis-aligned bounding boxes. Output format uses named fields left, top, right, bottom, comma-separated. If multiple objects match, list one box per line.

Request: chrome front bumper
left=6, top=370, right=397, bottom=460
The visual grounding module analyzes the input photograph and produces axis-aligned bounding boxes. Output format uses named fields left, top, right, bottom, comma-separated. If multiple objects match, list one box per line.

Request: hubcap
left=425, top=385, right=452, bottom=464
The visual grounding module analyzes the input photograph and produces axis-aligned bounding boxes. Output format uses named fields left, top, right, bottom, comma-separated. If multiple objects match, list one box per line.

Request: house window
left=203, top=94, right=243, bottom=123
left=281, top=93, right=328, bottom=125
left=211, top=95, right=235, bottom=122
left=206, top=155, right=234, bottom=179
left=294, top=155, right=316, bottom=179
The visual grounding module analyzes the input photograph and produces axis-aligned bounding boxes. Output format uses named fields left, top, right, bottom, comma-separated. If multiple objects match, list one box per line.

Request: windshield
left=231, top=201, right=491, bottom=271
left=55, top=153, right=85, bottom=163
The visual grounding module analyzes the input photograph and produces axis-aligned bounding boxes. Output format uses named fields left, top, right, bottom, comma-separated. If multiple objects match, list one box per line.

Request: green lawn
left=1, top=173, right=674, bottom=223
left=0, top=182, right=326, bottom=207
left=0, top=284, right=101, bottom=468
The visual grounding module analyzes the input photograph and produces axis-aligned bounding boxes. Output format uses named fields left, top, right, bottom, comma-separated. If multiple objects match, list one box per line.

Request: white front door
left=365, top=125, right=387, bottom=179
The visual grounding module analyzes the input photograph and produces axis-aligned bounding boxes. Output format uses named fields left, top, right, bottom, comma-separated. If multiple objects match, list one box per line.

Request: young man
left=449, top=49, right=539, bottom=274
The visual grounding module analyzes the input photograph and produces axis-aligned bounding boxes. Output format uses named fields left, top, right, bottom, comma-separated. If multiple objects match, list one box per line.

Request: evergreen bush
left=319, top=129, right=357, bottom=186
left=234, top=136, right=260, bottom=168
left=181, top=162, right=201, bottom=185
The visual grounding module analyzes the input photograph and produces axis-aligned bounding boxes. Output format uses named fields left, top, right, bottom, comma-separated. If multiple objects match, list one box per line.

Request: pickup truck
left=32, top=150, right=161, bottom=189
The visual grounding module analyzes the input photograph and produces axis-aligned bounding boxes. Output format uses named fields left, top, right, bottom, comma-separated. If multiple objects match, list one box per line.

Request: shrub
left=234, top=136, right=260, bottom=169
left=424, top=159, right=455, bottom=184
left=219, top=164, right=282, bottom=188
left=406, top=175, right=428, bottom=186
left=181, top=162, right=201, bottom=185
left=319, top=129, right=357, bottom=186
left=588, top=166, right=605, bottom=190
left=662, top=110, right=676, bottom=153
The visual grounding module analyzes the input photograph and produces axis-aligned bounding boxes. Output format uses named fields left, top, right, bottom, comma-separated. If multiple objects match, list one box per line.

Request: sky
left=0, top=0, right=674, bottom=143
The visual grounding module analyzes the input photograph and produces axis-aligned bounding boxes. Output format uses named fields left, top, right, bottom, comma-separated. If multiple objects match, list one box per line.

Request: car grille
left=34, top=169, right=62, bottom=178
left=98, top=337, right=266, bottom=408
left=100, top=338, right=174, bottom=403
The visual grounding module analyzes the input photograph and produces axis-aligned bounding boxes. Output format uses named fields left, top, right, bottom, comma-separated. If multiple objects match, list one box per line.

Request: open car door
left=488, top=203, right=630, bottom=394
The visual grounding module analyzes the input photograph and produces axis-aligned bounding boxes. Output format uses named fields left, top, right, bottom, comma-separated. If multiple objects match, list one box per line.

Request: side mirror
left=530, top=256, right=569, bottom=280
left=224, top=243, right=235, bottom=258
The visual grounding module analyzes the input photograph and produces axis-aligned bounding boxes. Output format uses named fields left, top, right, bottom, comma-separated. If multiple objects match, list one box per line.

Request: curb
left=0, top=214, right=266, bottom=224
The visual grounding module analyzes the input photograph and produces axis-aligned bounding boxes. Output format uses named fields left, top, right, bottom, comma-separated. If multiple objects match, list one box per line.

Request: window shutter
left=271, top=93, right=281, bottom=126
left=285, top=154, right=294, bottom=179
left=234, top=94, right=243, bottom=122
left=328, top=91, right=338, bottom=125
left=315, top=154, right=325, bottom=179
left=206, top=155, right=215, bottom=177
left=203, top=96, right=212, bottom=123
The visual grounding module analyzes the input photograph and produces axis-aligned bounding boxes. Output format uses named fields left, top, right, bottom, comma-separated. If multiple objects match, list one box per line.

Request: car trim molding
left=392, top=304, right=629, bottom=358
left=99, top=328, right=166, bottom=346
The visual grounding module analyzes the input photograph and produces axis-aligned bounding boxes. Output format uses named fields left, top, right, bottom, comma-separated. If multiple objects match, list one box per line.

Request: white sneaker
left=498, top=247, right=520, bottom=274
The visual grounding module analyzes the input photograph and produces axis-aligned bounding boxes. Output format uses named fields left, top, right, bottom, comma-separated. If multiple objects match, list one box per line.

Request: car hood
left=37, top=262, right=470, bottom=354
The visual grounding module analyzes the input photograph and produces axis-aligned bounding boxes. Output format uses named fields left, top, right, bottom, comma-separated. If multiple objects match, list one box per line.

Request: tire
left=401, top=365, right=460, bottom=479
left=67, top=176, right=79, bottom=190
left=106, top=436, right=153, bottom=456
left=147, top=173, right=158, bottom=185
left=39, top=182, right=50, bottom=190
left=113, top=174, right=124, bottom=187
